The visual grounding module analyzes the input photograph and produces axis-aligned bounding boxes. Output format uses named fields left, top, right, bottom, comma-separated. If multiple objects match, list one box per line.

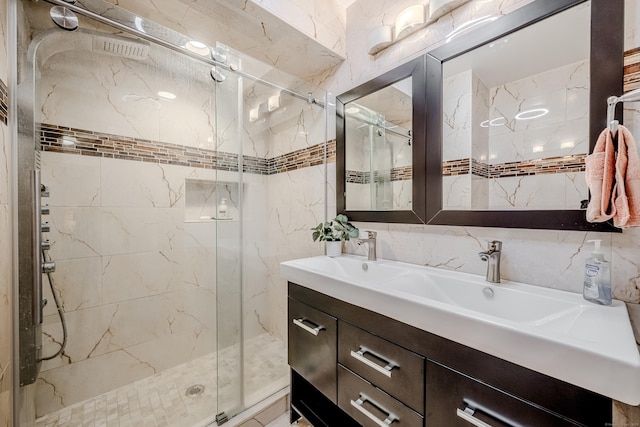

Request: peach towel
left=585, top=128, right=616, bottom=223
left=612, top=125, right=640, bottom=228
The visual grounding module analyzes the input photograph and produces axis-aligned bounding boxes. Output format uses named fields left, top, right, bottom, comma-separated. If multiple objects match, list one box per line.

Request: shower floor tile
left=35, top=333, right=288, bottom=427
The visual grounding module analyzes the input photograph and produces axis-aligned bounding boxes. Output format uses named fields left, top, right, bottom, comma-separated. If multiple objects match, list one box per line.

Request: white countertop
left=281, top=255, right=640, bottom=405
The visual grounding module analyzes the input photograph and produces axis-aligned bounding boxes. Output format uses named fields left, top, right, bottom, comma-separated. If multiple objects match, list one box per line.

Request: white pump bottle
left=583, top=239, right=612, bottom=305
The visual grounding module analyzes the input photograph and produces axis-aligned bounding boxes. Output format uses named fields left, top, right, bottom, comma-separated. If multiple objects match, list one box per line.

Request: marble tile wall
left=12, top=0, right=640, bottom=422
left=326, top=0, right=640, bottom=305
left=0, top=0, right=11, bottom=423
left=26, top=8, right=328, bottom=416
left=442, top=60, right=589, bottom=209
left=89, top=0, right=344, bottom=83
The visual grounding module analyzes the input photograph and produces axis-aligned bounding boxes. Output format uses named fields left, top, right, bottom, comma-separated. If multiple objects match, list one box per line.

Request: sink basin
left=281, top=255, right=640, bottom=405
left=388, top=272, right=582, bottom=324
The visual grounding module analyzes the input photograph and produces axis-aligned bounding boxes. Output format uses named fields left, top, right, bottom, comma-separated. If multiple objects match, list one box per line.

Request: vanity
left=282, top=255, right=640, bottom=426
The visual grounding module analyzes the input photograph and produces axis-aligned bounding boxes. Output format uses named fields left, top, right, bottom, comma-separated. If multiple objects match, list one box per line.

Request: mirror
left=344, top=77, right=413, bottom=211
left=337, top=56, right=427, bottom=223
left=425, top=0, right=623, bottom=230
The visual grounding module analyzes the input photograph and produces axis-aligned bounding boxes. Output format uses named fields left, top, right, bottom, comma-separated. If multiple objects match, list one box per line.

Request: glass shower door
left=212, top=51, right=244, bottom=422
left=18, top=1, right=228, bottom=425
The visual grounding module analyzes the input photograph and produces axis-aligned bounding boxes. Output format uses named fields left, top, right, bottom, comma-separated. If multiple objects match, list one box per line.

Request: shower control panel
left=33, top=171, right=54, bottom=327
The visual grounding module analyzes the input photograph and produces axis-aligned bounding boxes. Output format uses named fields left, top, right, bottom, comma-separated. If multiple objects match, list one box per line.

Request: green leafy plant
left=311, top=214, right=359, bottom=242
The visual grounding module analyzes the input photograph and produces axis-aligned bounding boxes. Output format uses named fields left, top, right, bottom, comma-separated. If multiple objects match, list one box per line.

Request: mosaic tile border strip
left=625, top=47, right=640, bottom=92
left=38, top=123, right=332, bottom=176
left=345, top=166, right=412, bottom=184
left=443, top=154, right=586, bottom=178
left=0, top=79, right=7, bottom=125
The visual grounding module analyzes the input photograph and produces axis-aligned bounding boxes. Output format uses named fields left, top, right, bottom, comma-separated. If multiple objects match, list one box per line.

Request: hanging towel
left=585, top=128, right=616, bottom=222
left=613, top=125, right=640, bottom=228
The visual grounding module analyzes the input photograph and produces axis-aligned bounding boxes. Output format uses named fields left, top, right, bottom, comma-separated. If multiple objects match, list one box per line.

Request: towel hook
left=607, top=88, right=640, bottom=137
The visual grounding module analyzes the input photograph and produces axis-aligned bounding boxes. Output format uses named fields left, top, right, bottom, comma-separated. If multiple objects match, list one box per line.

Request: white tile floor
left=266, top=414, right=312, bottom=427
left=35, top=333, right=288, bottom=427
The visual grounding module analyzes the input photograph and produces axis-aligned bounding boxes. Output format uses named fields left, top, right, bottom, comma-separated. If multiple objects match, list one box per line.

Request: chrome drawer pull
left=292, top=318, right=324, bottom=336
left=350, top=347, right=397, bottom=378
left=456, top=407, right=495, bottom=427
left=350, top=394, right=398, bottom=427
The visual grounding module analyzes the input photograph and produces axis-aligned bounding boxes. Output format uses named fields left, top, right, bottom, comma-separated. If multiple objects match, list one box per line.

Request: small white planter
left=326, top=241, right=342, bottom=257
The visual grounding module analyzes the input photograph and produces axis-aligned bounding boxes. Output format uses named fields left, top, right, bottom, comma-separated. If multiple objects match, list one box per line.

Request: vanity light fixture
left=515, top=108, right=549, bottom=120
left=185, top=40, right=210, bottom=56
left=157, top=91, right=176, bottom=100
left=249, top=107, right=260, bottom=122
left=368, top=0, right=472, bottom=55
left=368, top=26, right=393, bottom=55
left=268, top=94, right=281, bottom=112
left=395, top=5, right=426, bottom=39
left=429, top=0, right=472, bottom=20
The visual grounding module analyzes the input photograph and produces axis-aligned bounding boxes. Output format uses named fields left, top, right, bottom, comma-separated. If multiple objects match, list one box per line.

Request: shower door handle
left=32, top=170, right=43, bottom=325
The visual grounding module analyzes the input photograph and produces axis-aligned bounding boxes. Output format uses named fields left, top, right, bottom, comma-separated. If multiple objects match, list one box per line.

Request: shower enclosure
left=13, top=0, right=327, bottom=425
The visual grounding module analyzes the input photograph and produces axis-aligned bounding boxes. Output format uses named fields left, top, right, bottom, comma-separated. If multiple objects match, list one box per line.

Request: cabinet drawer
left=339, top=365, right=423, bottom=427
left=339, top=320, right=425, bottom=413
left=427, top=361, right=579, bottom=426
left=288, top=297, right=338, bottom=403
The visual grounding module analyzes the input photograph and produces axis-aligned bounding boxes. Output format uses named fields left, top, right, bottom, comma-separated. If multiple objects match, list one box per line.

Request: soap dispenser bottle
left=583, top=239, right=612, bottom=305
left=217, top=198, right=228, bottom=219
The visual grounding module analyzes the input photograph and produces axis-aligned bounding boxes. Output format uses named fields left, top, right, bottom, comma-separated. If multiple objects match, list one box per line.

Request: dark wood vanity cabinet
left=288, top=297, right=338, bottom=403
left=288, top=282, right=612, bottom=426
left=427, top=361, right=583, bottom=426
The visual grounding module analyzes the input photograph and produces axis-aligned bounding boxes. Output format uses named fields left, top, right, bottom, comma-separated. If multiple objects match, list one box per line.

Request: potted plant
left=311, top=214, right=359, bottom=257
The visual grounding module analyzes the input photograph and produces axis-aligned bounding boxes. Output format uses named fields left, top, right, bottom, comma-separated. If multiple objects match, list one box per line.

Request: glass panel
left=214, top=51, right=244, bottom=420
left=23, top=2, right=220, bottom=425
left=18, top=2, right=326, bottom=426
left=218, top=43, right=327, bottom=412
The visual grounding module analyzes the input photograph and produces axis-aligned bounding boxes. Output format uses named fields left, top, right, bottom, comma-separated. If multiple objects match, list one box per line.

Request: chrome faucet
left=357, top=231, right=377, bottom=261
left=479, top=240, right=502, bottom=283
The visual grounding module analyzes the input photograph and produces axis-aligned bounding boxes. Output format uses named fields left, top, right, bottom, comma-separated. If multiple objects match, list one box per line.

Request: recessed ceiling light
left=561, top=141, right=575, bottom=149
left=515, top=108, right=549, bottom=120
left=185, top=40, right=210, bottom=56
left=489, top=117, right=507, bottom=127
left=157, top=91, right=176, bottom=100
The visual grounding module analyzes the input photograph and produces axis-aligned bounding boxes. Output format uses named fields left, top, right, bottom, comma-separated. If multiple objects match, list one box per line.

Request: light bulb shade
left=367, top=25, right=393, bottom=55
left=249, top=108, right=260, bottom=122
left=429, top=0, right=471, bottom=21
left=395, top=5, right=425, bottom=39
left=268, top=94, right=281, bottom=112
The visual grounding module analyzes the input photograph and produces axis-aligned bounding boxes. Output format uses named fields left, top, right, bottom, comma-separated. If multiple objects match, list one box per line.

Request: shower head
left=50, top=6, right=79, bottom=31
left=210, top=66, right=227, bottom=83
left=92, top=33, right=150, bottom=60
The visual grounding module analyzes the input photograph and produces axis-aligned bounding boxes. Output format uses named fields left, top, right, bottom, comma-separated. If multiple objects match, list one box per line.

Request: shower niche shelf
left=185, top=178, right=241, bottom=222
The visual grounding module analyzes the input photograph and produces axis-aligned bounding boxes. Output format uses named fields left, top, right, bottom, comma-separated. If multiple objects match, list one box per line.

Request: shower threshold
left=35, top=333, right=288, bottom=427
